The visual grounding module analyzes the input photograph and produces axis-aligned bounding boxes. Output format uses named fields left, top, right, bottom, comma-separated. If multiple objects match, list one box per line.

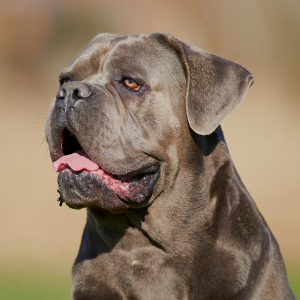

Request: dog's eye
left=62, top=79, right=70, bottom=84
left=59, top=78, right=70, bottom=86
left=123, top=79, right=141, bottom=91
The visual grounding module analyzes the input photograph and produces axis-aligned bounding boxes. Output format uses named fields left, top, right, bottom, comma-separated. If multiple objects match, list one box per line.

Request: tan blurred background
left=0, top=0, right=299, bottom=289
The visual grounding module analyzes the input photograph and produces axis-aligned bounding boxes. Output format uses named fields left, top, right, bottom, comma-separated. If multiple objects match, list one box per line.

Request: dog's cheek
left=125, top=93, right=181, bottom=149
left=45, top=99, right=56, bottom=148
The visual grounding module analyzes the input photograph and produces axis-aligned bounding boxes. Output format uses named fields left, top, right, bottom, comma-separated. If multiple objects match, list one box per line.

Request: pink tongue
left=52, top=149, right=99, bottom=172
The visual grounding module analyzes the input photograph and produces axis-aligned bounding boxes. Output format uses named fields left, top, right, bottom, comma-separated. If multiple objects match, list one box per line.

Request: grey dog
left=46, top=33, right=295, bottom=299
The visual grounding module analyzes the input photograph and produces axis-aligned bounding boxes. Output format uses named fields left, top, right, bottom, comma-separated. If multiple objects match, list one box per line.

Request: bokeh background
left=0, top=0, right=299, bottom=298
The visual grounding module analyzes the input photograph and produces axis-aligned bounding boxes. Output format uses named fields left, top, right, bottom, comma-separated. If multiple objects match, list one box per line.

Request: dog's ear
left=152, top=33, right=254, bottom=135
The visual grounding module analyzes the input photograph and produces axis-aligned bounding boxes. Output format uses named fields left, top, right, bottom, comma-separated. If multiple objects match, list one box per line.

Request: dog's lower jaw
left=56, top=167, right=159, bottom=210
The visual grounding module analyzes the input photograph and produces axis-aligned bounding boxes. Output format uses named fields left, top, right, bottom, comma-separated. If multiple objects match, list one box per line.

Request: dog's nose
left=56, top=82, right=92, bottom=109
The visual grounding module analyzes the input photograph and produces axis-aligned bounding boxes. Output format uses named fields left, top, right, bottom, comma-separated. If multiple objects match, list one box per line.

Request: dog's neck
left=75, top=126, right=239, bottom=260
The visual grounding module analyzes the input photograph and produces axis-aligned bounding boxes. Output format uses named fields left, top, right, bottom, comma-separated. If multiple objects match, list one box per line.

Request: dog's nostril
left=56, top=88, right=66, bottom=100
left=72, top=85, right=92, bottom=99
left=56, top=83, right=92, bottom=105
left=73, top=88, right=79, bottom=98
left=71, top=88, right=82, bottom=101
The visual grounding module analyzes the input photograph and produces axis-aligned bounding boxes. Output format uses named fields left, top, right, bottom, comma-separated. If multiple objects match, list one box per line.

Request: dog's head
left=45, top=33, right=253, bottom=210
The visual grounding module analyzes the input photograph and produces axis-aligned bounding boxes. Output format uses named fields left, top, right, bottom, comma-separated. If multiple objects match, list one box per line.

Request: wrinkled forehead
left=104, top=34, right=179, bottom=78
left=59, top=33, right=126, bottom=80
left=60, top=33, right=183, bottom=83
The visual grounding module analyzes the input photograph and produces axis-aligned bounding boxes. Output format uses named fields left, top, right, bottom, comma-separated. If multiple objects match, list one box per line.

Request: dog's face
left=46, top=33, right=253, bottom=210
left=46, top=34, right=188, bottom=210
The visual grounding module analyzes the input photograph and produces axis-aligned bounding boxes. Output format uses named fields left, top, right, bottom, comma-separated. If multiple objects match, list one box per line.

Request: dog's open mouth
left=52, top=128, right=157, bottom=205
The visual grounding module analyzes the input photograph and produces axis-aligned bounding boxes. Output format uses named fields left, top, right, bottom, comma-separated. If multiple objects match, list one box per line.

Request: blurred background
left=0, top=0, right=299, bottom=298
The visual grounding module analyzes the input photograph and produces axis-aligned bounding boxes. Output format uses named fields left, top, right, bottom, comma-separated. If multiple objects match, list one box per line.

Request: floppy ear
left=152, top=33, right=254, bottom=135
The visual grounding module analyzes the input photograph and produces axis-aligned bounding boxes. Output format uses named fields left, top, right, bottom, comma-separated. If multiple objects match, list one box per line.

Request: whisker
left=38, top=136, right=46, bottom=150
left=45, top=147, right=49, bottom=160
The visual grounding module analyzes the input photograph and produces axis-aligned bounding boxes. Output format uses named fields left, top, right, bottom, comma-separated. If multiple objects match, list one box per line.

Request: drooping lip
left=53, top=129, right=159, bottom=204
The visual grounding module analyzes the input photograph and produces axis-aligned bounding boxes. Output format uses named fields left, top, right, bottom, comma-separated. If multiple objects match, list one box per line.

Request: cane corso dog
left=46, top=33, right=295, bottom=299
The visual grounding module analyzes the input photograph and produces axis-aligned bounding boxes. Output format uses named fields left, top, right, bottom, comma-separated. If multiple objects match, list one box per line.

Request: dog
left=46, top=33, right=296, bottom=299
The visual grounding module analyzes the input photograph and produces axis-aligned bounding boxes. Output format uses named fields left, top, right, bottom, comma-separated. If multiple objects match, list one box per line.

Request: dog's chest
left=72, top=246, right=189, bottom=300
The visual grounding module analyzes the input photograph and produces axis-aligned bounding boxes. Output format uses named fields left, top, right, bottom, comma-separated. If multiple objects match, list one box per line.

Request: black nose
left=56, top=82, right=92, bottom=108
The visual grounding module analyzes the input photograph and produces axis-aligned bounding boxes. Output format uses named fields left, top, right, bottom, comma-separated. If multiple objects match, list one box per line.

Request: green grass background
left=0, top=263, right=299, bottom=299
left=0, top=271, right=71, bottom=300
left=287, top=262, right=300, bottom=300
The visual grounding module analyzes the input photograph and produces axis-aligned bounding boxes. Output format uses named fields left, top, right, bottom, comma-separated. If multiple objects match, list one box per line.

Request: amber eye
left=124, top=78, right=141, bottom=90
